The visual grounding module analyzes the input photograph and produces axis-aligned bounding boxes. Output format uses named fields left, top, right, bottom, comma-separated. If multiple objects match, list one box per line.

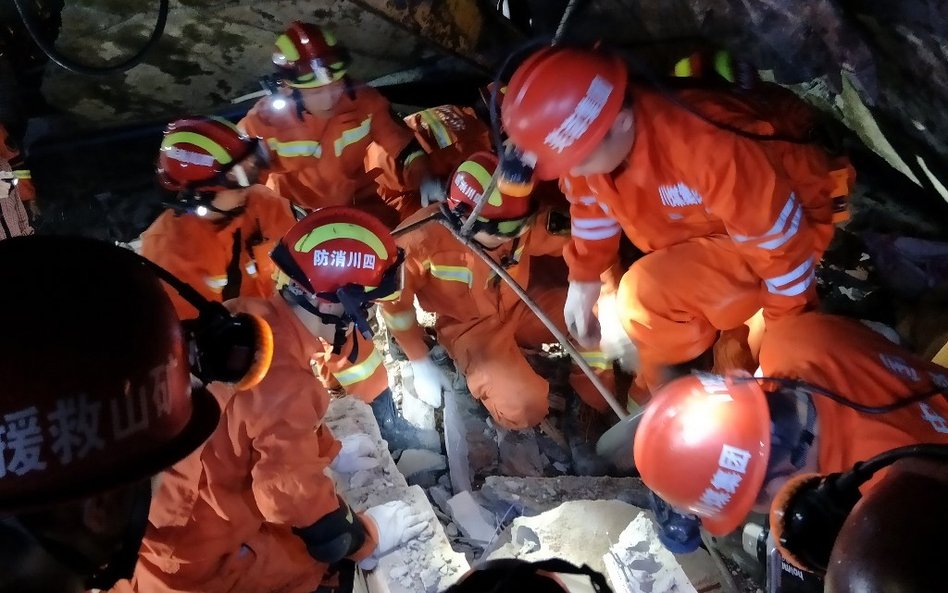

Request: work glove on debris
left=564, top=280, right=603, bottom=349
left=359, top=500, right=431, bottom=570
left=419, top=176, right=447, bottom=206
left=409, top=357, right=452, bottom=408
left=331, top=433, right=380, bottom=474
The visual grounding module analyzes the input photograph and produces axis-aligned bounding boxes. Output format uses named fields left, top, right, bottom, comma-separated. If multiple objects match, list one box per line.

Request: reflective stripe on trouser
left=617, top=236, right=762, bottom=392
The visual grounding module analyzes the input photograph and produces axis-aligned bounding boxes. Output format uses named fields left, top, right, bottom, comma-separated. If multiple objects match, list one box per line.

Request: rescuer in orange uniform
left=370, top=102, right=494, bottom=204
left=130, top=209, right=432, bottom=593
left=381, top=152, right=614, bottom=431
left=141, top=116, right=297, bottom=320
left=501, top=47, right=855, bottom=392
left=0, top=123, right=38, bottom=219
left=240, top=22, right=433, bottom=227
left=633, top=312, right=948, bottom=542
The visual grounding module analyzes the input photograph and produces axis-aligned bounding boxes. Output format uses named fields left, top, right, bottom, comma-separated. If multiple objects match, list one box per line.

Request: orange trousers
left=443, top=286, right=615, bottom=430
left=618, top=235, right=765, bottom=391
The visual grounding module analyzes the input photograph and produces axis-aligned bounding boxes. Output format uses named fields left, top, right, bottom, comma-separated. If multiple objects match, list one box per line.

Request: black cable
left=837, top=444, right=948, bottom=492
left=11, top=0, right=169, bottom=76
left=749, top=375, right=946, bottom=414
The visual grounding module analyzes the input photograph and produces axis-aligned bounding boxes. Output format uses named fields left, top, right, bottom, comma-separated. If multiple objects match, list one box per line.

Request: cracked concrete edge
left=326, top=397, right=470, bottom=593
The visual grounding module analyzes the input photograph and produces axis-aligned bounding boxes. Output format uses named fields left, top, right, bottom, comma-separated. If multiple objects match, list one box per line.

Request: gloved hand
left=419, top=176, right=447, bottom=206
left=564, top=281, right=603, bottom=348
left=410, top=357, right=451, bottom=408
left=331, top=433, right=379, bottom=474
left=359, top=501, right=431, bottom=569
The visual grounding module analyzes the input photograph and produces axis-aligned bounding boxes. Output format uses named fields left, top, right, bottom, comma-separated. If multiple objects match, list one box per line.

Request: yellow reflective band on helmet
left=421, top=109, right=455, bottom=149
left=579, top=351, right=610, bottom=371
left=12, top=170, right=30, bottom=180
left=163, top=131, right=233, bottom=165
left=673, top=57, right=693, bottom=78
left=334, top=117, right=372, bottom=156
left=269, top=139, right=322, bottom=158
left=333, top=348, right=383, bottom=386
left=295, top=222, right=389, bottom=260
left=382, top=309, right=416, bottom=331
left=209, top=116, right=242, bottom=135
left=713, top=50, right=735, bottom=83
left=495, top=216, right=529, bottom=236
left=286, top=67, right=347, bottom=89
left=456, top=159, right=502, bottom=207
left=275, top=34, right=301, bottom=63
left=425, top=262, right=473, bottom=287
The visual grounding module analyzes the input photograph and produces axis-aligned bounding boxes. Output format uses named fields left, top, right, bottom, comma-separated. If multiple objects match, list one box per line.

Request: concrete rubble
left=487, top=500, right=724, bottom=593
left=325, top=397, right=469, bottom=593
left=446, top=490, right=499, bottom=546
left=480, top=475, right=653, bottom=516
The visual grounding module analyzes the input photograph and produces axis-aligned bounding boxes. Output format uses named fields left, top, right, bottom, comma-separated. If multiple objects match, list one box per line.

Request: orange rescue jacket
left=761, top=313, right=948, bottom=489
left=140, top=185, right=296, bottom=319
left=562, top=87, right=855, bottom=322
left=240, top=86, right=425, bottom=212
left=382, top=203, right=570, bottom=361
left=138, top=295, right=377, bottom=588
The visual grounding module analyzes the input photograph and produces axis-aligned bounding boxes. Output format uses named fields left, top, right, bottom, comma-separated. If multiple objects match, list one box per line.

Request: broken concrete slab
left=480, top=475, right=653, bottom=516
left=487, top=500, right=638, bottom=575
left=397, top=448, right=447, bottom=476
left=447, top=490, right=498, bottom=546
left=604, top=513, right=723, bottom=593
left=496, top=427, right=548, bottom=477
left=325, top=397, right=469, bottom=592
left=401, top=390, right=437, bottom=430
left=487, top=501, right=723, bottom=593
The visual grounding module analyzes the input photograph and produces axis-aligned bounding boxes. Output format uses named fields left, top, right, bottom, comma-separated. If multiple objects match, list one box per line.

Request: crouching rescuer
left=381, top=152, right=615, bottom=431
left=270, top=206, right=429, bottom=451
left=125, top=208, right=433, bottom=593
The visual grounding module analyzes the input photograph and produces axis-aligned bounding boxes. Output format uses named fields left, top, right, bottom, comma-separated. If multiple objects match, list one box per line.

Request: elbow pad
left=292, top=496, right=369, bottom=564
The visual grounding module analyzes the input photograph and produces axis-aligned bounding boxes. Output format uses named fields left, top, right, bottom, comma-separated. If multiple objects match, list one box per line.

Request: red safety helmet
left=447, top=151, right=534, bottom=236
left=633, top=372, right=771, bottom=536
left=273, top=22, right=349, bottom=89
left=272, top=206, right=400, bottom=297
left=502, top=47, right=628, bottom=180
left=157, top=116, right=263, bottom=193
left=0, top=235, right=220, bottom=512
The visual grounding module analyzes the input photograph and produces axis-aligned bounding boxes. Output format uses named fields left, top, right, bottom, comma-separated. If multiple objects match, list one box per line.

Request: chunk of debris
left=604, top=513, right=701, bottom=593
left=447, top=490, right=498, bottom=546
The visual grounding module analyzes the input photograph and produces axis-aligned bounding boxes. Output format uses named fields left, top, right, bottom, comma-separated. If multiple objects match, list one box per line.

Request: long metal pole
left=457, top=167, right=501, bottom=237
left=434, top=214, right=628, bottom=420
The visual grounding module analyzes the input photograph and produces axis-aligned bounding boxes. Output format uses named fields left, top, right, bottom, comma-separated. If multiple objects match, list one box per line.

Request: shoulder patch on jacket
left=546, top=208, right=571, bottom=236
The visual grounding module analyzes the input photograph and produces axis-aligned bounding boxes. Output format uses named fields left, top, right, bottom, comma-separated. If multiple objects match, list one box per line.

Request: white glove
left=419, top=176, right=447, bottom=206
left=410, top=357, right=451, bottom=408
left=565, top=281, right=603, bottom=348
left=331, top=434, right=379, bottom=474
left=359, top=501, right=431, bottom=569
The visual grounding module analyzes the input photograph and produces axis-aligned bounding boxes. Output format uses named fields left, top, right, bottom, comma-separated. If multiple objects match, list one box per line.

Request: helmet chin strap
left=280, top=285, right=362, bottom=363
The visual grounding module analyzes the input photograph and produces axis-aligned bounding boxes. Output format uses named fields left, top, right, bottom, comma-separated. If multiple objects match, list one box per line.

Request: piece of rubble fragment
left=487, top=501, right=723, bottom=593
left=325, top=397, right=469, bottom=592
left=447, top=490, right=498, bottom=546
left=604, top=513, right=713, bottom=593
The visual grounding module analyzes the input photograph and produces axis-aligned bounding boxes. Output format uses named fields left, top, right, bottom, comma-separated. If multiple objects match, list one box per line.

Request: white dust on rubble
left=486, top=500, right=722, bottom=593
left=487, top=500, right=640, bottom=576
left=604, top=514, right=699, bottom=593
left=326, top=397, right=469, bottom=592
